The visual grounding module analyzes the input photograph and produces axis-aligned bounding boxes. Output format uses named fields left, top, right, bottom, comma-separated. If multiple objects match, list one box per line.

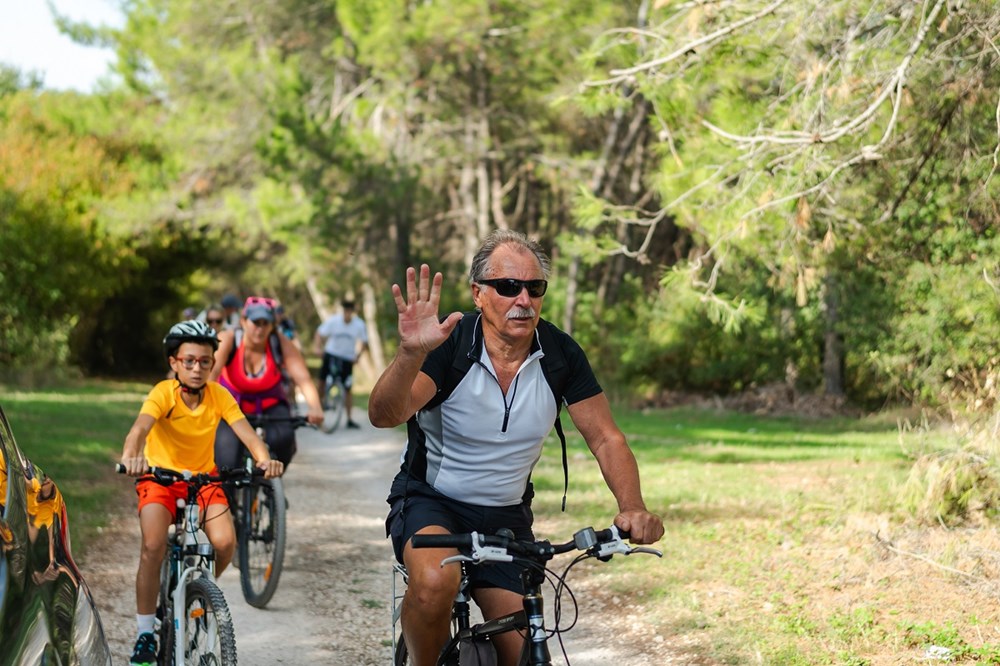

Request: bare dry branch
left=584, top=0, right=790, bottom=87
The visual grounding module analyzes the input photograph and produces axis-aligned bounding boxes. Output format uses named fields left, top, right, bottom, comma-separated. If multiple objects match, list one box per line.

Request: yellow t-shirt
left=140, top=380, right=246, bottom=473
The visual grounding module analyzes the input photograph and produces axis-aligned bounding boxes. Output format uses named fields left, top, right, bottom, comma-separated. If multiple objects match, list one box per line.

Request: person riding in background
left=202, top=303, right=226, bottom=331
left=368, top=230, right=665, bottom=666
left=219, top=293, right=242, bottom=330
left=211, top=297, right=324, bottom=469
left=119, top=320, right=283, bottom=666
left=197, top=295, right=240, bottom=331
left=275, top=302, right=299, bottom=345
left=314, top=299, right=369, bottom=429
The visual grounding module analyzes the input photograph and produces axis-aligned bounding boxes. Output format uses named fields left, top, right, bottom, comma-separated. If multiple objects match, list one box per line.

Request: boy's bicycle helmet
left=163, top=320, right=219, bottom=360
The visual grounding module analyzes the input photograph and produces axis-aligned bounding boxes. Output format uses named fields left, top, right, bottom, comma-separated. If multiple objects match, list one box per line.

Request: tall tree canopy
left=3, top=0, right=998, bottom=409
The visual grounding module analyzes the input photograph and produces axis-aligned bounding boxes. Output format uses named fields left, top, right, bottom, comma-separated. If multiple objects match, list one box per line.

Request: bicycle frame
left=394, top=526, right=662, bottom=666
left=164, top=496, right=215, bottom=665
left=435, top=566, right=546, bottom=665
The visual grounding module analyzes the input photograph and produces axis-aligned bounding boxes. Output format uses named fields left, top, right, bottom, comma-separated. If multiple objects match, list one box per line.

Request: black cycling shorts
left=385, top=474, right=534, bottom=594
left=319, top=354, right=354, bottom=390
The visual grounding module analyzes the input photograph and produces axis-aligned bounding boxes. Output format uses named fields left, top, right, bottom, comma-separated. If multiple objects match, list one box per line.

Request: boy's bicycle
left=117, top=465, right=258, bottom=666
left=226, top=412, right=308, bottom=608
left=319, top=357, right=348, bottom=433
left=391, top=525, right=662, bottom=665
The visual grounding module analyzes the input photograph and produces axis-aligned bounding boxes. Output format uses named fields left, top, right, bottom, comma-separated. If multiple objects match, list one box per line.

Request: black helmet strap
left=176, top=378, right=204, bottom=397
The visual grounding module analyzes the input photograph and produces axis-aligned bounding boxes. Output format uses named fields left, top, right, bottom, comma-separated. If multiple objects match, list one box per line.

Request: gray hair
left=469, top=230, right=551, bottom=283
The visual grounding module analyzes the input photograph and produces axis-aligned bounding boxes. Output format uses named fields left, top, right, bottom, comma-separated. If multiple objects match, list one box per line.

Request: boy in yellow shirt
left=119, top=320, right=283, bottom=666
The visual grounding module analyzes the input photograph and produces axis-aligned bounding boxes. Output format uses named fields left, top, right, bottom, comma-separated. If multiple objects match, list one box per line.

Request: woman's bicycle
left=319, top=358, right=348, bottom=433
left=391, top=525, right=662, bottom=666
left=225, top=412, right=308, bottom=608
left=117, top=465, right=258, bottom=666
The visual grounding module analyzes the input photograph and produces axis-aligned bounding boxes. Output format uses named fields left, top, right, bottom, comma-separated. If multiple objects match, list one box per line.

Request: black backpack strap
left=422, top=312, right=479, bottom=412
left=403, top=313, right=478, bottom=487
left=553, top=415, right=568, bottom=511
left=227, top=327, right=243, bottom=366
left=536, top=320, right=571, bottom=512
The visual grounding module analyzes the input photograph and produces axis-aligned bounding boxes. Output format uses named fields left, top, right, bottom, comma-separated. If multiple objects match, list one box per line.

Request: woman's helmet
left=163, top=320, right=219, bottom=360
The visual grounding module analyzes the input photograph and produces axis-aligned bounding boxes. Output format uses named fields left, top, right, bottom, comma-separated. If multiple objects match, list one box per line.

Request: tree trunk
left=822, top=272, right=845, bottom=397
left=357, top=280, right=384, bottom=386
left=305, top=272, right=334, bottom=323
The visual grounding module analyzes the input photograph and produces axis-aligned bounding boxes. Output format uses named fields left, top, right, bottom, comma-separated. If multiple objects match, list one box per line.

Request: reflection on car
left=0, top=402, right=113, bottom=665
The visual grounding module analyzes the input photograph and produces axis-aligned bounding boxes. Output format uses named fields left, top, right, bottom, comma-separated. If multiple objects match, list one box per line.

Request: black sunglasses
left=206, top=318, right=224, bottom=326
left=478, top=278, right=548, bottom=298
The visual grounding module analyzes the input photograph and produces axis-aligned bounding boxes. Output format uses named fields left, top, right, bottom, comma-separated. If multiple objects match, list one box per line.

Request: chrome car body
left=0, top=403, right=112, bottom=665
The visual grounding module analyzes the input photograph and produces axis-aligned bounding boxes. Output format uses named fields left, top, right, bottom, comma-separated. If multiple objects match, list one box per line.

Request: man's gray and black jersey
left=398, top=314, right=601, bottom=506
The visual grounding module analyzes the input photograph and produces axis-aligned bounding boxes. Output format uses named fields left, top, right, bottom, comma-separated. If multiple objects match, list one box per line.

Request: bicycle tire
left=393, top=635, right=408, bottom=666
left=157, top=558, right=174, bottom=665
left=320, top=378, right=345, bottom=433
left=238, top=477, right=287, bottom=608
left=183, top=576, right=237, bottom=665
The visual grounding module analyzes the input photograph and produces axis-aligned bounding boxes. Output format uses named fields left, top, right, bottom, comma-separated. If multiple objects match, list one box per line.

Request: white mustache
left=506, top=307, right=536, bottom=320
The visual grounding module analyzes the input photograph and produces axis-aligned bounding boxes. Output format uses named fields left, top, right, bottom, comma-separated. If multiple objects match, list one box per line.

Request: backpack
left=411, top=312, right=573, bottom=511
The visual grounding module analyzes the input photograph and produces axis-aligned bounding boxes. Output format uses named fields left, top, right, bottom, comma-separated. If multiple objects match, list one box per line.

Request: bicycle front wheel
left=238, top=477, right=287, bottom=608
left=183, top=576, right=237, bottom=665
left=320, top=379, right=345, bottom=433
left=393, top=636, right=408, bottom=666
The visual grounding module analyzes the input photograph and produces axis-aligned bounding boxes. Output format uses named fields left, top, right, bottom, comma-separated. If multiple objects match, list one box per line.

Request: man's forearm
left=595, top=440, right=648, bottom=513
left=368, top=349, right=426, bottom=427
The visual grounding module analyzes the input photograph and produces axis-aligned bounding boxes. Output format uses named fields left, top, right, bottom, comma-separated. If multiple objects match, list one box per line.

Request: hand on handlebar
left=614, top=509, right=665, bottom=545
left=256, top=458, right=284, bottom=479
left=305, top=406, right=324, bottom=426
left=119, top=455, right=149, bottom=477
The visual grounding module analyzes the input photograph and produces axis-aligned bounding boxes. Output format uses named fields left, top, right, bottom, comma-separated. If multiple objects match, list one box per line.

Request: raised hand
left=391, top=265, right=462, bottom=354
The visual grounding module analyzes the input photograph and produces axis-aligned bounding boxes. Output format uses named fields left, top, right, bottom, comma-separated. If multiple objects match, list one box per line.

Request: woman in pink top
left=211, top=297, right=323, bottom=468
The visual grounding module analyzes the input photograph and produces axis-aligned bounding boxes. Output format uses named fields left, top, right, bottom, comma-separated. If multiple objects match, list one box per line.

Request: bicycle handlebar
left=411, top=525, right=662, bottom=565
left=244, top=413, right=312, bottom=429
left=115, top=464, right=263, bottom=486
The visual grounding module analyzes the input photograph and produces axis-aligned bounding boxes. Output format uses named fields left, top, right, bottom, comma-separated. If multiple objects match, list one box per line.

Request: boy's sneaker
left=346, top=420, right=361, bottom=429
left=130, top=631, right=157, bottom=665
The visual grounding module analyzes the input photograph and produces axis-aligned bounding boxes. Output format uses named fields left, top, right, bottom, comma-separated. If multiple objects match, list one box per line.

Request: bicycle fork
left=521, top=567, right=550, bottom=666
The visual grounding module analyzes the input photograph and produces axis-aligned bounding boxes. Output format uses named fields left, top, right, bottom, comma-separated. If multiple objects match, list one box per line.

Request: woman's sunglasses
left=477, top=278, right=548, bottom=298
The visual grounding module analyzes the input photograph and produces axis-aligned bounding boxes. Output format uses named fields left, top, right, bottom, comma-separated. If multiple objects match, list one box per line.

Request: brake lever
left=470, top=538, right=513, bottom=563
left=593, top=525, right=664, bottom=559
left=627, top=546, right=663, bottom=558
left=440, top=555, right=473, bottom=567
left=439, top=535, right=515, bottom=567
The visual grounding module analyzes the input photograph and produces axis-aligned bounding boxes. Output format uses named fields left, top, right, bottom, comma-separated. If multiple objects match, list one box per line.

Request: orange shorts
left=135, top=474, right=229, bottom=517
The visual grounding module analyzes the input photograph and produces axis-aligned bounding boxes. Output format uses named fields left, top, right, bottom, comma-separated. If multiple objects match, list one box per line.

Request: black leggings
left=215, top=403, right=297, bottom=469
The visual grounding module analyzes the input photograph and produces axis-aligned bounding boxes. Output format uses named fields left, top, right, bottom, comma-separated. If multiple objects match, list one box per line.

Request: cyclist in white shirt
left=313, top=300, right=369, bottom=428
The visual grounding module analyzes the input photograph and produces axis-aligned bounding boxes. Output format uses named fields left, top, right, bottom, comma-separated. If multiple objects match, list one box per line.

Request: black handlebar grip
left=594, top=527, right=631, bottom=542
left=115, top=463, right=126, bottom=474
left=411, top=534, right=473, bottom=549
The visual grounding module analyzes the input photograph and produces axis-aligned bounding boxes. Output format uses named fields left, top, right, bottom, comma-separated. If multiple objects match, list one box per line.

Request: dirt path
left=85, top=415, right=670, bottom=665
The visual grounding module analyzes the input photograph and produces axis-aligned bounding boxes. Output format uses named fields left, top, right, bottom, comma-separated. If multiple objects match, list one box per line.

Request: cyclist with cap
left=119, top=320, right=283, bottom=666
left=211, top=296, right=324, bottom=470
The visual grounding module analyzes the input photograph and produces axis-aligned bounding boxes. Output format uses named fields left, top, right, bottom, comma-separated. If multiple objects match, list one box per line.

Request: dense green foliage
left=1, top=1, right=998, bottom=410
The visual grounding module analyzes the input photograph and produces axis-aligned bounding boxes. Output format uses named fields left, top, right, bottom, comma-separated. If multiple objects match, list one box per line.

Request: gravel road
left=85, top=414, right=669, bottom=665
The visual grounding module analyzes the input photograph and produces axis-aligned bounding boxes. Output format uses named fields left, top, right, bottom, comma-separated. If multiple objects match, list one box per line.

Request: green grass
left=1, top=381, right=149, bottom=554
left=528, top=405, right=942, bottom=665
left=0, top=382, right=971, bottom=663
